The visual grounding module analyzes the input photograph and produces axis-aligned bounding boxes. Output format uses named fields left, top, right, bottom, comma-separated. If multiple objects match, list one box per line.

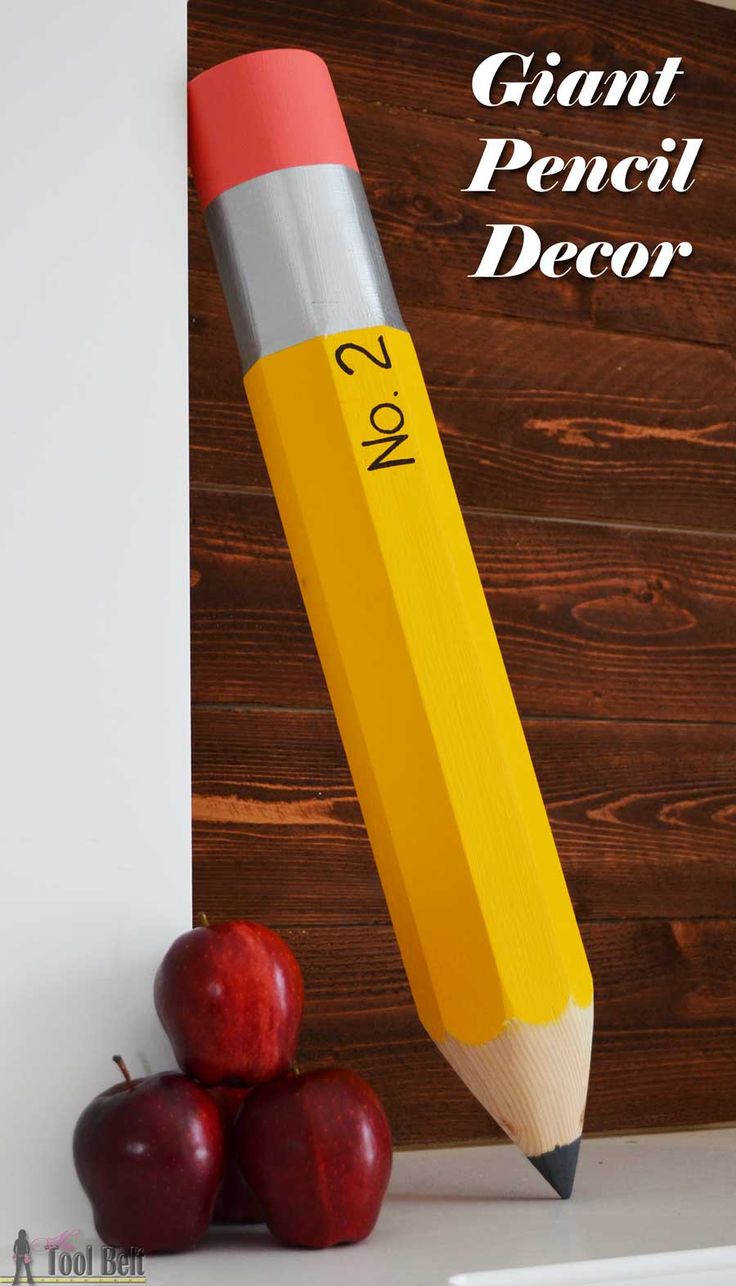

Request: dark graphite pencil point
left=529, top=1137, right=581, bottom=1199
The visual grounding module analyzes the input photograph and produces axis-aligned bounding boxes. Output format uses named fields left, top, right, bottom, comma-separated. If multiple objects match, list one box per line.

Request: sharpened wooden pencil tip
left=529, top=1136, right=581, bottom=1198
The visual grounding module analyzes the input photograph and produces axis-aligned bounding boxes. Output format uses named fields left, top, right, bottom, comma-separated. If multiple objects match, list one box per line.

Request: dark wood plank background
left=188, top=0, right=736, bottom=1147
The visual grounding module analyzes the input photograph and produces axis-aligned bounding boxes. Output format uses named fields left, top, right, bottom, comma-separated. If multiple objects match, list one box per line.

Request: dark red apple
left=208, top=1086, right=264, bottom=1224
left=73, top=1056, right=224, bottom=1253
left=234, top=1068, right=393, bottom=1248
left=154, top=916, right=303, bottom=1086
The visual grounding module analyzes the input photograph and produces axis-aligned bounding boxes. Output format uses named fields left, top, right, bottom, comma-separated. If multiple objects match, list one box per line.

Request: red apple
left=208, top=1086, right=264, bottom=1224
left=234, top=1068, right=393, bottom=1248
left=154, top=917, right=303, bottom=1086
left=73, top=1056, right=224, bottom=1253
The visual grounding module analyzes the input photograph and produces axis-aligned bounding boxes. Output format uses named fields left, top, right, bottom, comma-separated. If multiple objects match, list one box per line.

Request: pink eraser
left=188, top=48, right=358, bottom=209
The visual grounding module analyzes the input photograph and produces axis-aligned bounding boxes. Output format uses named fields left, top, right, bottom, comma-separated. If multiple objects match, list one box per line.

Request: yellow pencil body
left=246, top=326, right=593, bottom=1043
left=190, top=48, right=593, bottom=1198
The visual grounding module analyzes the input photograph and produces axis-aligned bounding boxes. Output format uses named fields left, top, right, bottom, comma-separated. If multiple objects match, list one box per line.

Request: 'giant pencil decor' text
left=467, top=54, right=700, bottom=279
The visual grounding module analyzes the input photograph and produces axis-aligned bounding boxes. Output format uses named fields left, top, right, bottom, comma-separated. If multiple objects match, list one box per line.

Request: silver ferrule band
left=205, top=163, right=406, bottom=373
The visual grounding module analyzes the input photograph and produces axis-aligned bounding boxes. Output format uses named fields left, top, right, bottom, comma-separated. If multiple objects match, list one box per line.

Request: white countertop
left=4, top=1129, right=732, bottom=1284
left=137, top=1128, right=736, bottom=1285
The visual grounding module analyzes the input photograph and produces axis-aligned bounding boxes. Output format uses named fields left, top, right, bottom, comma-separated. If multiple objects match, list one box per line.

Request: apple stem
left=197, top=911, right=209, bottom=928
left=113, top=1055, right=134, bottom=1090
left=290, top=1059, right=301, bottom=1076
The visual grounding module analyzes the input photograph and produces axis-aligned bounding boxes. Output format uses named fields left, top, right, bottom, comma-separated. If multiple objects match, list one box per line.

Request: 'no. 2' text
left=334, top=335, right=416, bottom=471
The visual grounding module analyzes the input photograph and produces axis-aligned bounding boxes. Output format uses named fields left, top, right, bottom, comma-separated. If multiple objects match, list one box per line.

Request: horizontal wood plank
left=269, top=920, right=736, bottom=1036
left=190, top=300, right=736, bottom=533
left=192, top=707, right=736, bottom=920
left=189, top=98, right=736, bottom=349
left=190, top=488, right=736, bottom=721
left=289, top=1026, right=736, bottom=1146
left=188, top=0, right=736, bottom=180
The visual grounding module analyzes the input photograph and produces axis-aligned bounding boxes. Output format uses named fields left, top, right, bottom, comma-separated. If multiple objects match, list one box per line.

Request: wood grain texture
left=192, top=707, right=736, bottom=923
left=191, top=299, right=736, bottom=533
left=191, top=487, right=736, bottom=721
left=190, top=104, right=736, bottom=348
left=189, top=0, right=736, bottom=1145
left=287, top=1027, right=736, bottom=1147
left=188, top=0, right=736, bottom=174
left=265, top=920, right=736, bottom=1040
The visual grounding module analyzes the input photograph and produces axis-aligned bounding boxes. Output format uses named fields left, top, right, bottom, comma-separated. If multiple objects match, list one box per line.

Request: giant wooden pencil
left=188, top=49, right=594, bottom=1198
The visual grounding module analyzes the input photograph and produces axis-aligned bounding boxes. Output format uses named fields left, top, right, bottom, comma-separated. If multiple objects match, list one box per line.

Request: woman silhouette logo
left=12, top=1230, right=34, bottom=1284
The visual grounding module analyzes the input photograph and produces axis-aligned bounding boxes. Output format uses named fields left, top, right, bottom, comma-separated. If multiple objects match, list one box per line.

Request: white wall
left=0, top=0, right=190, bottom=1232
